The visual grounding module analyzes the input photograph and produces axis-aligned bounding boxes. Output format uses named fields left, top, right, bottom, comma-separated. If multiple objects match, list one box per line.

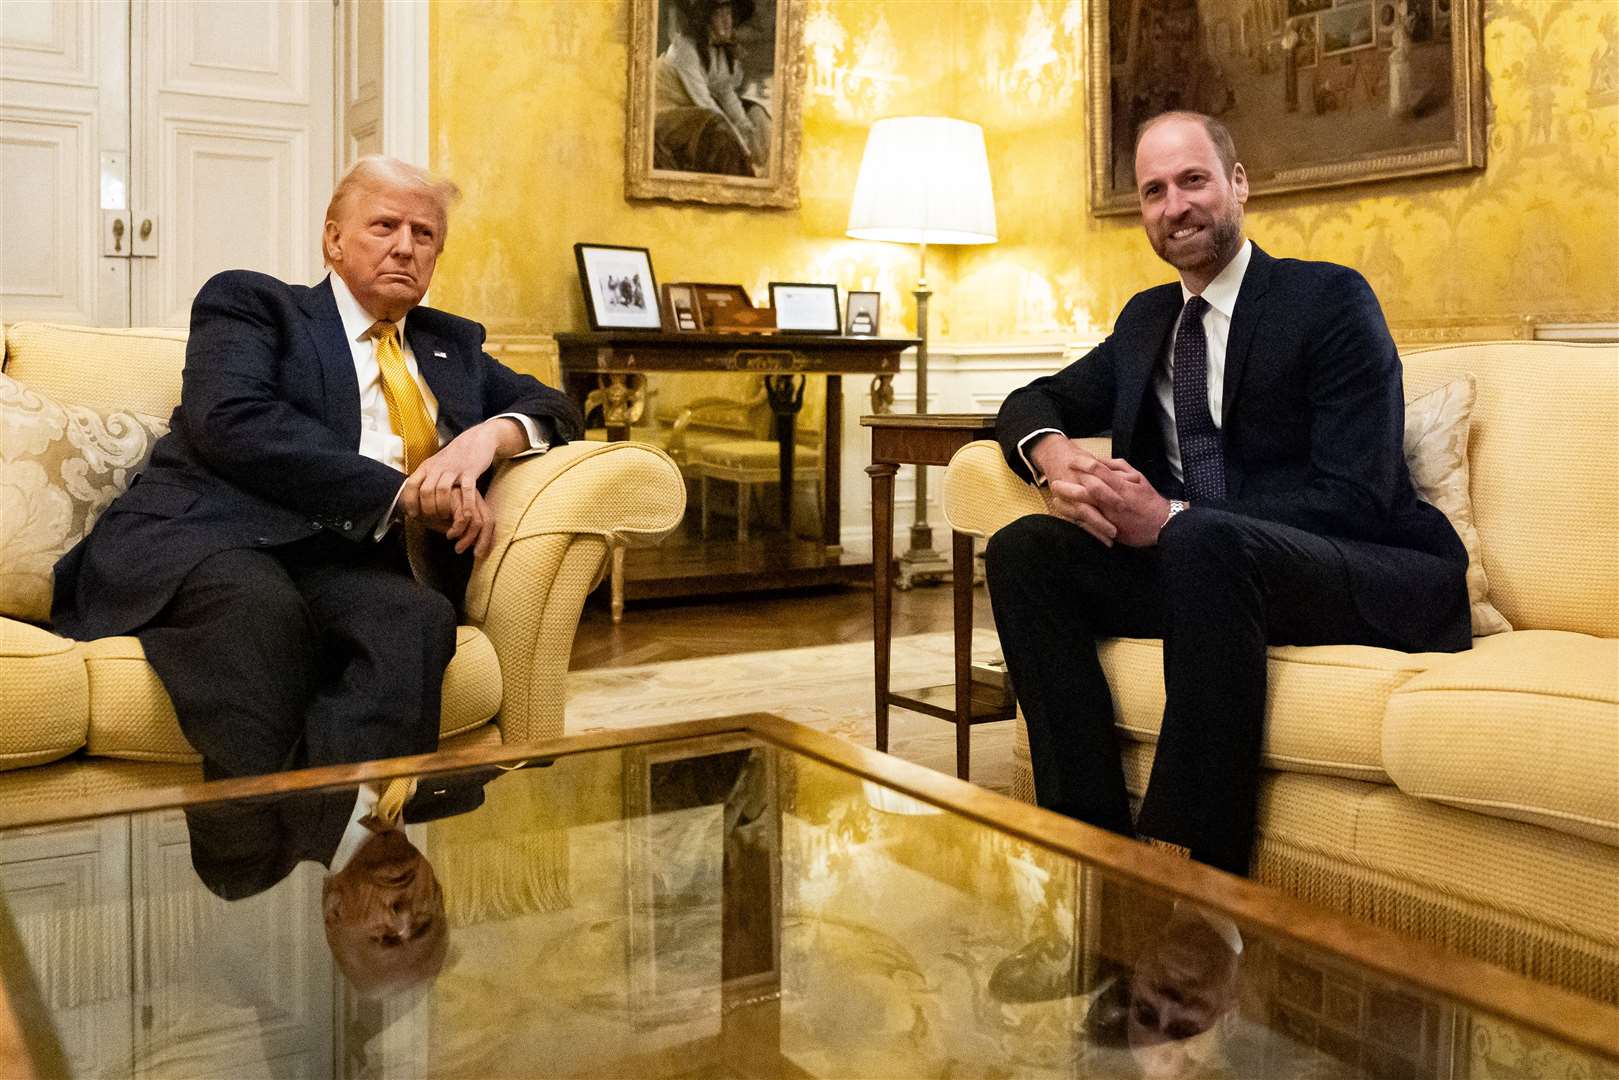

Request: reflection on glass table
left=1, top=716, right=1615, bottom=1079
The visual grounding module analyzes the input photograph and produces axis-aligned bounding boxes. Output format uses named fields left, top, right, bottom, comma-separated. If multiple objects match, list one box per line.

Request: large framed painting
left=625, top=0, right=806, bottom=209
left=1086, top=0, right=1485, bottom=215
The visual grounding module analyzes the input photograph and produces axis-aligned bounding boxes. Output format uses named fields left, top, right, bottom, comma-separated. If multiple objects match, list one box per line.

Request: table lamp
left=848, top=116, right=997, bottom=584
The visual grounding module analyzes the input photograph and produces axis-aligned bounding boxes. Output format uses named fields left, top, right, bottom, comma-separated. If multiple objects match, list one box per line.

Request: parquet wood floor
left=568, top=582, right=997, bottom=671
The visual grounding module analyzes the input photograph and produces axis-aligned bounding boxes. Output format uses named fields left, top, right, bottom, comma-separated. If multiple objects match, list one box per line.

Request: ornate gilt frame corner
left=1086, top=0, right=1487, bottom=217
left=624, top=0, right=806, bottom=210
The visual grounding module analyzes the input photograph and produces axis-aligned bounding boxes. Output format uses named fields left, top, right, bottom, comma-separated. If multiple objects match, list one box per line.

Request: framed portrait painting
left=1086, top=0, right=1485, bottom=215
left=625, top=0, right=806, bottom=209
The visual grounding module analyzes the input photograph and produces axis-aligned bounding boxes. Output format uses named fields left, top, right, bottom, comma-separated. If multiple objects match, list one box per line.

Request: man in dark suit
left=987, top=112, right=1469, bottom=876
left=52, top=156, right=583, bottom=780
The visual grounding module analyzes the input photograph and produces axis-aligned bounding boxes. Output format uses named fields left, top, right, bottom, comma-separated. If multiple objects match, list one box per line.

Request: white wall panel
left=0, top=111, right=95, bottom=321
left=156, top=120, right=303, bottom=326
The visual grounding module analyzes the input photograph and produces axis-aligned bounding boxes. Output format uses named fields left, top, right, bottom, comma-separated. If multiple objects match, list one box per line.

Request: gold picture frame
left=625, top=0, right=806, bottom=209
left=1086, top=0, right=1485, bottom=216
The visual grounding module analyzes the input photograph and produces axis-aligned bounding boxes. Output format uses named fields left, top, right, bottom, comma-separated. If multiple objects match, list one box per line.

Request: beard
left=1149, top=201, right=1245, bottom=277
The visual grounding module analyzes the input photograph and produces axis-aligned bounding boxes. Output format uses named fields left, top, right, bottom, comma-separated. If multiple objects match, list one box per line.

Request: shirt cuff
left=1017, top=428, right=1065, bottom=485
left=495, top=412, right=551, bottom=458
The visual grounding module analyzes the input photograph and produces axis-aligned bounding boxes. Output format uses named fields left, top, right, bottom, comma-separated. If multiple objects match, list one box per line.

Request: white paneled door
left=1, top=0, right=335, bottom=328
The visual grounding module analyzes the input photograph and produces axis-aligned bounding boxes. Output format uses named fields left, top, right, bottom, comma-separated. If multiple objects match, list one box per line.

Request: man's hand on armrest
left=401, top=418, right=530, bottom=557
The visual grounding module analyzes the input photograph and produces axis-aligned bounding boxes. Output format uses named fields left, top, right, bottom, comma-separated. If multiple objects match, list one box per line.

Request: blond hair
left=322, top=156, right=462, bottom=266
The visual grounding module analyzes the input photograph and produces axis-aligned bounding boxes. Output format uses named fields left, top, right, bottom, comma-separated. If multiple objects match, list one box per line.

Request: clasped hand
left=400, top=420, right=513, bottom=557
left=1029, top=436, right=1171, bottom=548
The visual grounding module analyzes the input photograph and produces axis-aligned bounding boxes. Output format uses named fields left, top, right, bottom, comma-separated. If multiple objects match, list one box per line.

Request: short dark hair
left=1135, top=111, right=1239, bottom=176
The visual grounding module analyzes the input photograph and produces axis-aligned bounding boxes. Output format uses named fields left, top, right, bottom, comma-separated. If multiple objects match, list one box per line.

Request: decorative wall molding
left=380, top=0, right=428, bottom=167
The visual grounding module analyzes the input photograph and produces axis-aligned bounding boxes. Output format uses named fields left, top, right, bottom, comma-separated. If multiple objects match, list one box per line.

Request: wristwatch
left=1159, top=499, right=1188, bottom=537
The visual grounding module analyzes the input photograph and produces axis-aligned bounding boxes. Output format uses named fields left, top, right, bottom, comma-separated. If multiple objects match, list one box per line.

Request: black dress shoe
left=988, top=934, right=1077, bottom=1003
left=1082, top=973, right=1133, bottom=1048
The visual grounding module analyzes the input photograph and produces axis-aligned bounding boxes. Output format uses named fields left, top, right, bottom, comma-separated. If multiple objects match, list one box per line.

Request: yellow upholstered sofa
left=0, top=321, right=685, bottom=815
left=941, top=340, right=1619, bottom=1004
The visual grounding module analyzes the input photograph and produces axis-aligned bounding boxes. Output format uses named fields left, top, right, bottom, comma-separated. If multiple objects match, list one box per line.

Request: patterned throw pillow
left=0, top=370, right=169, bottom=624
left=1403, top=374, right=1512, bottom=637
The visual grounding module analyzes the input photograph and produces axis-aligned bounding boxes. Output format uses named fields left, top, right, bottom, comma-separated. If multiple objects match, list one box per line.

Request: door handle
left=131, top=215, right=158, bottom=257
left=139, top=218, right=152, bottom=240
left=102, top=212, right=130, bottom=257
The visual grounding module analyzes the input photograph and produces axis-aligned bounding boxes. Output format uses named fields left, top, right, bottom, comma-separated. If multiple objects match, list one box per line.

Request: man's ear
left=323, top=220, right=343, bottom=264
left=1231, top=162, right=1249, bottom=205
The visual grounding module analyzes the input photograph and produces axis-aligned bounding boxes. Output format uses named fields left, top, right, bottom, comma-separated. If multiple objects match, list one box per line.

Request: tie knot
left=1183, top=294, right=1208, bottom=319
left=369, top=320, right=399, bottom=345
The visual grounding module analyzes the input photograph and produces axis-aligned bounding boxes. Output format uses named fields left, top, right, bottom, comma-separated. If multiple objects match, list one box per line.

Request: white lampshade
left=847, top=116, right=997, bottom=246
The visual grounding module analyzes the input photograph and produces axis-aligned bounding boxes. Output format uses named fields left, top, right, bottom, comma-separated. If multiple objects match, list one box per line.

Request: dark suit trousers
left=138, top=533, right=457, bottom=780
left=985, top=508, right=1411, bottom=876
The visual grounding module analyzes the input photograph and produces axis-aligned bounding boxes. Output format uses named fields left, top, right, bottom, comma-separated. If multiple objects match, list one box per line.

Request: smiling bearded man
left=985, top=111, right=1470, bottom=877
left=52, top=156, right=583, bottom=781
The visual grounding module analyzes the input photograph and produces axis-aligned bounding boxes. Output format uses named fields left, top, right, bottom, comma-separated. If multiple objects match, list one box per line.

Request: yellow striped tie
left=370, top=322, right=438, bottom=473
left=374, top=776, right=418, bottom=827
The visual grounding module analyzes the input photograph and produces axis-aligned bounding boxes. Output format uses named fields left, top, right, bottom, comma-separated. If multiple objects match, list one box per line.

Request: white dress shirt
left=328, top=782, right=380, bottom=873
left=327, top=274, right=547, bottom=537
left=1017, top=239, right=1253, bottom=486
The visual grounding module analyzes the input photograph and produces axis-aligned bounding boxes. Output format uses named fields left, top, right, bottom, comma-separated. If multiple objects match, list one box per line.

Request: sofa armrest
left=940, top=440, right=1052, bottom=540
left=465, top=441, right=686, bottom=744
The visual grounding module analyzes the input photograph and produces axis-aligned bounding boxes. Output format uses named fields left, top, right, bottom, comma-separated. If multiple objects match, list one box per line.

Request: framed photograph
left=845, top=290, right=880, bottom=336
left=625, top=0, right=806, bottom=209
left=685, top=282, right=773, bottom=332
left=575, top=243, right=663, bottom=331
left=1085, top=0, right=1484, bottom=215
left=768, top=282, right=840, bottom=334
left=662, top=282, right=703, bottom=331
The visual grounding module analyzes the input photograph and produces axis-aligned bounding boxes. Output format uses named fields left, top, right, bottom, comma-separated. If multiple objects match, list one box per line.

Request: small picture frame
left=662, top=282, right=703, bottom=332
left=574, top=243, right=663, bottom=331
left=845, top=290, right=880, bottom=336
left=768, top=282, right=841, bottom=335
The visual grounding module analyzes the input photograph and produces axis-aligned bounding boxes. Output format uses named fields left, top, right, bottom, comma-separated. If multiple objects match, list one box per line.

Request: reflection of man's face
left=1126, top=915, right=1240, bottom=1078
left=323, top=828, right=447, bottom=996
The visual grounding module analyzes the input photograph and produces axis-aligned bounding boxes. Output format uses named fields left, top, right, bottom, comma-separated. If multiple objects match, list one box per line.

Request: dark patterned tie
left=1172, top=295, right=1226, bottom=500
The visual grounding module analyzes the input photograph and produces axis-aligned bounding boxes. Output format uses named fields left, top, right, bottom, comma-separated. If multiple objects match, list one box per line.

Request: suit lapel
left=405, top=317, right=474, bottom=436
left=1113, top=285, right=1182, bottom=454
left=300, top=277, right=363, bottom=450
left=1221, top=244, right=1275, bottom=423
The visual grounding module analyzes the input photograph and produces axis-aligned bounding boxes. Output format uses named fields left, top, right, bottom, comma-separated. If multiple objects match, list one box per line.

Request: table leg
left=867, top=462, right=898, bottom=753
left=823, top=375, right=842, bottom=553
left=953, top=529, right=974, bottom=780
left=764, top=375, right=806, bottom=538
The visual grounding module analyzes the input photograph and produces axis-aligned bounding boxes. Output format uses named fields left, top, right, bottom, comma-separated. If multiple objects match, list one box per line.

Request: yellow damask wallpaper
left=430, top=0, right=1617, bottom=344
left=951, top=0, right=1619, bottom=341
left=428, top=0, right=966, bottom=338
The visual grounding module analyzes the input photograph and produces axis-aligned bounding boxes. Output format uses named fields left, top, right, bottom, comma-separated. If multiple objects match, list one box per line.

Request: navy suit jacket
left=996, top=245, right=1470, bottom=652
left=52, top=270, right=584, bottom=640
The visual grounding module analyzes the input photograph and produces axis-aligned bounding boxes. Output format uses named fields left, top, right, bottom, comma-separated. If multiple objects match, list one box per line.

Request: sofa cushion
left=2, top=321, right=185, bottom=418
left=1402, top=342, right=1617, bottom=638
left=0, top=370, right=169, bottom=623
left=0, top=617, right=87, bottom=770
left=1403, top=375, right=1511, bottom=636
left=1383, top=630, right=1618, bottom=847
left=81, top=625, right=504, bottom=762
left=1101, top=637, right=1438, bottom=782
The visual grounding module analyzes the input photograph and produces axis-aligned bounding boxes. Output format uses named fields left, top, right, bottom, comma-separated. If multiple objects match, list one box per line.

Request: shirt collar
left=1181, top=238, right=1253, bottom=319
left=327, top=271, right=408, bottom=344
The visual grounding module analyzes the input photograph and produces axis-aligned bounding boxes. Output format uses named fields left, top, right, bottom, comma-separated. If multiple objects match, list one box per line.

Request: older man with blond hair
left=53, top=156, right=582, bottom=781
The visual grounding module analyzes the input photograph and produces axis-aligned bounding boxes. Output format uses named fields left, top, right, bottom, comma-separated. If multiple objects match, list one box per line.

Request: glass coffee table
left=2, top=715, right=1615, bottom=1079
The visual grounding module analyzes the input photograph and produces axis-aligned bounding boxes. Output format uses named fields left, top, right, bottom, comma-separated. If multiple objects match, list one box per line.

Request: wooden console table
left=862, top=413, right=1016, bottom=780
left=556, top=331, right=918, bottom=620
